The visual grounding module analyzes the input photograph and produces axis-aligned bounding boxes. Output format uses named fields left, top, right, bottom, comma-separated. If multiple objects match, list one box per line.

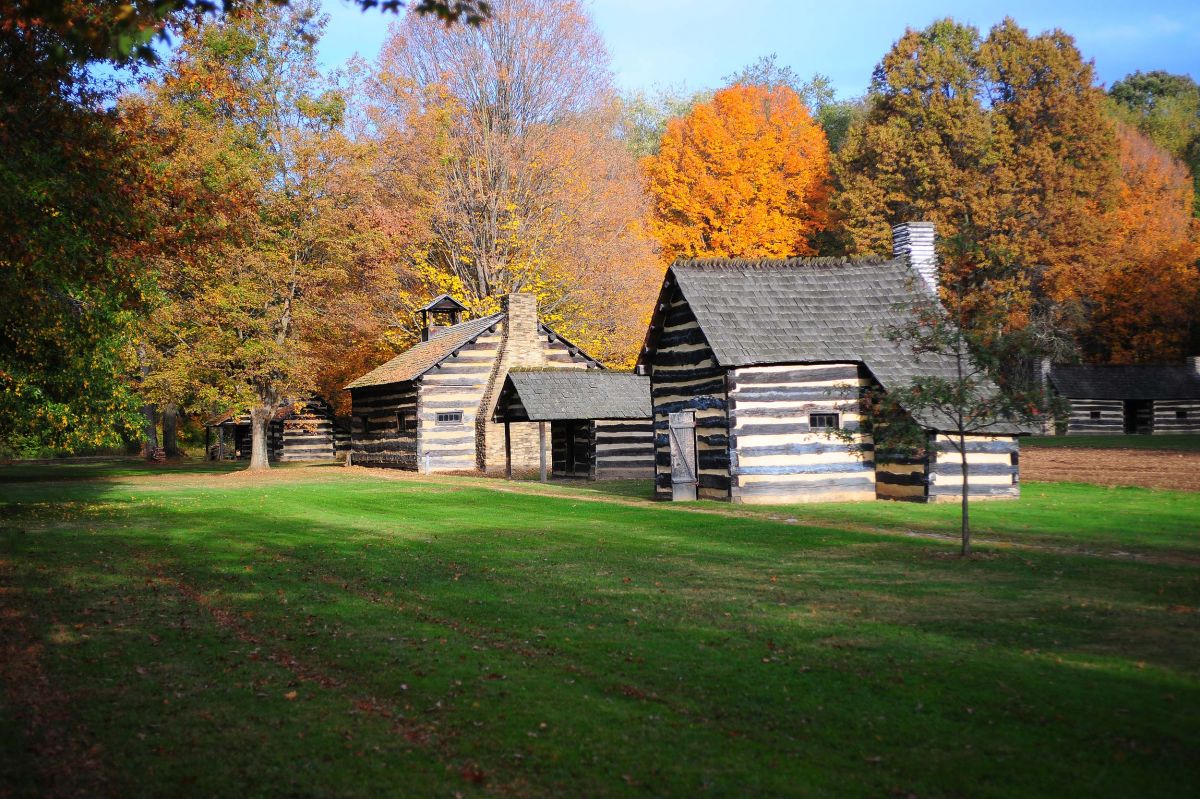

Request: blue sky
left=317, top=0, right=1200, bottom=97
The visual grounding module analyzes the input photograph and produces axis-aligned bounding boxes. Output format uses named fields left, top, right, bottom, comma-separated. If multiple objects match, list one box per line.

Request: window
left=1178, top=410, right=1189, bottom=421
left=436, top=411, right=463, bottom=424
left=809, top=412, right=840, bottom=431
left=399, top=411, right=417, bottom=432
left=1090, top=410, right=1101, bottom=421
left=360, top=415, right=376, bottom=434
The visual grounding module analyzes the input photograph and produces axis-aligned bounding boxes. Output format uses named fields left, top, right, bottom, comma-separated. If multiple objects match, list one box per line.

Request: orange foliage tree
left=1079, top=125, right=1200, bottom=362
left=642, top=84, right=832, bottom=262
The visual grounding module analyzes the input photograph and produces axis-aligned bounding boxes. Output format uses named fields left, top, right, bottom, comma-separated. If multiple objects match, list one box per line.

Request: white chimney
left=892, top=222, right=937, bottom=296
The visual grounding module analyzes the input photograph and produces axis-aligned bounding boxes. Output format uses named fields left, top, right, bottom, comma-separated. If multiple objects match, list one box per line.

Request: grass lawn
left=1, top=464, right=1198, bottom=797
left=1024, top=434, right=1200, bottom=452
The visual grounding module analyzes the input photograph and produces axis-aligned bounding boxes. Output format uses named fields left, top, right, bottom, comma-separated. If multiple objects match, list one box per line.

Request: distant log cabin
left=1045, top=360, right=1200, bottom=435
left=205, top=398, right=339, bottom=462
left=344, top=293, right=603, bottom=473
left=639, top=222, right=1031, bottom=505
left=492, top=370, right=655, bottom=480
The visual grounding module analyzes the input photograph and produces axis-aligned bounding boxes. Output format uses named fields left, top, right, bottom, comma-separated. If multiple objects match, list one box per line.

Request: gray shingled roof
left=655, top=257, right=1032, bottom=434
left=499, top=370, right=651, bottom=421
left=345, top=314, right=503, bottom=389
left=1049, top=364, right=1200, bottom=400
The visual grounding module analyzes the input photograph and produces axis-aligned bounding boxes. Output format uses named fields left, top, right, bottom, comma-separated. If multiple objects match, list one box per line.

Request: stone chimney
left=501, top=293, right=543, bottom=368
left=1189, top=355, right=1200, bottom=375
left=892, top=221, right=938, bottom=296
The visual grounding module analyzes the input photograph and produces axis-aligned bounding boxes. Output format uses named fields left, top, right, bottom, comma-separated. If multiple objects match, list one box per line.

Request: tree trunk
left=248, top=406, right=272, bottom=470
left=959, top=431, right=971, bottom=556
left=142, top=404, right=159, bottom=458
left=162, top=403, right=181, bottom=458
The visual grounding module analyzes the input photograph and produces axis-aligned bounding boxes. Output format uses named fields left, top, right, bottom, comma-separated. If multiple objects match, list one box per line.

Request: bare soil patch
left=1023, top=447, right=1200, bottom=491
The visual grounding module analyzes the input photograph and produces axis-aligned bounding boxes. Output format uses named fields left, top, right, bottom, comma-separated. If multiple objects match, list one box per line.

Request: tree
left=1109, top=70, right=1200, bottom=217
left=617, top=85, right=710, bottom=159
left=375, top=0, right=660, bottom=366
left=136, top=2, right=396, bottom=469
left=869, top=242, right=1055, bottom=555
left=642, top=84, right=832, bottom=263
left=833, top=18, right=1118, bottom=335
left=1078, top=125, right=1200, bottom=362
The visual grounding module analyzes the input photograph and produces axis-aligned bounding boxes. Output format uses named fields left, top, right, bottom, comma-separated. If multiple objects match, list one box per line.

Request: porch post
left=539, top=421, right=547, bottom=482
left=504, top=420, right=512, bottom=480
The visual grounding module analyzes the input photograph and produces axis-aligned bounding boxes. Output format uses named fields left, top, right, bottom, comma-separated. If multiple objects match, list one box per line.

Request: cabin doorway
left=1123, top=400, right=1153, bottom=434
left=668, top=411, right=697, bottom=501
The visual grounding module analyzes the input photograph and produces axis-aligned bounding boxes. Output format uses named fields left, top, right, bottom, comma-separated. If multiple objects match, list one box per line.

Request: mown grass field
left=1, top=462, right=1198, bottom=797
left=1024, top=433, right=1200, bottom=451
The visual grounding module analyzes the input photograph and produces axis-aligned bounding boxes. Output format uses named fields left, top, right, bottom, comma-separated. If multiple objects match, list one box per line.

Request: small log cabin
left=492, top=370, right=655, bottom=479
left=205, top=398, right=338, bottom=462
left=1046, top=361, right=1200, bottom=435
left=344, top=293, right=602, bottom=473
left=639, top=222, right=1030, bottom=504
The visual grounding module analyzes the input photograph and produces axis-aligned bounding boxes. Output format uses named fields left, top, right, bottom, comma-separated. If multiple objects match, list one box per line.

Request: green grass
left=1, top=466, right=1198, bottom=798
left=1024, top=434, right=1200, bottom=451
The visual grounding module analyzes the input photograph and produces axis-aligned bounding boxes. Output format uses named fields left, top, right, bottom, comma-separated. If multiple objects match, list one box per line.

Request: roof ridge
left=674, top=255, right=899, bottom=270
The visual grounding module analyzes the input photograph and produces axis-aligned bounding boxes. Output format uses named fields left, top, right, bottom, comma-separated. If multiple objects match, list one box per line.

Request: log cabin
left=205, top=398, right=339, bottom=462
left=492, top=370, right=655, bottom=480
left=344, top=293, right=603, bottom=473
left=639, top=221, right=1031, bottom=504
left=1045, top=360, right=1200, bottom=435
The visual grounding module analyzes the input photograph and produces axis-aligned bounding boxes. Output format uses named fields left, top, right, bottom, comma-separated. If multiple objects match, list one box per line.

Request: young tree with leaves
left=642, top=84, right=832, bottom=262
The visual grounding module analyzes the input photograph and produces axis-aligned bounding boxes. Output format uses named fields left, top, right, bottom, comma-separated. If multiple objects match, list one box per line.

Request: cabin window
left=1178, top=410, right=1189, bottom=421
left=399, top=411, right=417, bottom=432
left=1089, top=411, right=1101, bottom=421
left=436, top=411, right=463, bottom=424
left=809, top=412, right=840, bottom=431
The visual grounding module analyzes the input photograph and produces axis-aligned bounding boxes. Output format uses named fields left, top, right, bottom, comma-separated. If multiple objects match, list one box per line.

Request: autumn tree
left=642, top=83, right=832, bottom=262
left=834, top=18, right=1117, bottom=334
left=375, top=0, right=660, bottom=366
left=1109, top=71, right=1200, bottom=216
left=1079, top=125, right=1200, bottom=362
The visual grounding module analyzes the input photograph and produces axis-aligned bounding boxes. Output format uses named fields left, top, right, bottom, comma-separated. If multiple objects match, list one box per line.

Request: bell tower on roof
left=418, top=294, right=467, bottom=341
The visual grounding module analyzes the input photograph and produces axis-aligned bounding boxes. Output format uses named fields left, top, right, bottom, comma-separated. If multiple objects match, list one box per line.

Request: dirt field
left=1023, top=446, right=1200, bottom=491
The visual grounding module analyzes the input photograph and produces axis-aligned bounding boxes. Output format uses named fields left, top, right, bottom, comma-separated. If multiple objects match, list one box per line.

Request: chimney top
left=892, top=221, right=938, bottom=296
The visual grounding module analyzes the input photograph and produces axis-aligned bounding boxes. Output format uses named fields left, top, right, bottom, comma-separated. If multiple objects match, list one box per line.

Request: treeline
left=2, top=1, right=1197, bottom=459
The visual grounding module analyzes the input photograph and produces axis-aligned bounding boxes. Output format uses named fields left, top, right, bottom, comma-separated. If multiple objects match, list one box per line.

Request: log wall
left=1152, top=400, right=1200, bottom=434
left=349, top=382, right=419, bottom=469
left=593, top=420, right=655, bottom=480
left=875, top=454, right=928, bottom=502
left=927, top=434, right=1020, bottom=501
left=727, top=363, right=875, bottom=504
left=1064, top=399, right=1124, bottom=434
left=419, top=328, right=501, bottom=473
left=551, top=420, right=592, bottom=478
left=647, top=286, right=730, bottom=500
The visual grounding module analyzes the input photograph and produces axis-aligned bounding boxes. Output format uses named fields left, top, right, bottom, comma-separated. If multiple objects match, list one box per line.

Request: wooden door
left=669, top=411, right=697, bottom=501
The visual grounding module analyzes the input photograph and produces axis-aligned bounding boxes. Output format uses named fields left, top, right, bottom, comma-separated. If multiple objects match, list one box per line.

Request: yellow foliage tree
left=642, top=84, right=832, bottom=262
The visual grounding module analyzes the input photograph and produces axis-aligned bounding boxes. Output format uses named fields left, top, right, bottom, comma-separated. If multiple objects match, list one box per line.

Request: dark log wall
left=278, top=402, right=336, bottom=462
left=349, top=382, right=419, bottom=469
left=551, top=420, right=592, bottom=478
left=727, top=363, right=875, bottom=504
left=875, top=454, right=928, bottom=502
left=647, top=285, right=730, bottom=500
left=1152, top=400, right=1200, bottom=434
left=593, top=420, right=655, bottom=479
left=927, top=434, right=1020, bottom=501
left=1064, top=399, right=1123, bottom=434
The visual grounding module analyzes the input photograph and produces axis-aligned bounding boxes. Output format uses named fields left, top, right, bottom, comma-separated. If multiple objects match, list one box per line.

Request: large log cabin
left=1045, top=361, right=1200, bottom=435
left=344, top=293, right=604, bottom=473
left=492, top=370, right=655, bottom=480
left=639, top=222, right=1030, bottom=504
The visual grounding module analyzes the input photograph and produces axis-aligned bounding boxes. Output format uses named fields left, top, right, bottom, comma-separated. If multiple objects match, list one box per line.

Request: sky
left=316, top=0, right=1200, bottom=98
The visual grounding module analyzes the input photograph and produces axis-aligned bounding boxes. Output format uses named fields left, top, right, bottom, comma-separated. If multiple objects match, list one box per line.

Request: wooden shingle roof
left=345, top=314, right=503, bottom=389
left=648, top=257, right=1031, bottom=434
left=498, top=370, right=651, bottom=421
left=1049, top=364, right=1200, bottom=400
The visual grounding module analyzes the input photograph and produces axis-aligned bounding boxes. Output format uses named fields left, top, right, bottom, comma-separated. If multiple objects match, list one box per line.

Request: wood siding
left=421, top=328, right=501, bottom=473
left=875, top=455, right=928, bottom=502
left=349, top=382, right=419, bottom=469
left=927, top=434, right=1020, bottom=501
left=593, top=420, right=655, bottom=480
left=1152, top=400, right=1200, bottom=434
left=1064, top=399, right=1124, bottom=434
left=648, top=286, right=730, bottom=501
left=727, top=363, right=875, bottom=504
